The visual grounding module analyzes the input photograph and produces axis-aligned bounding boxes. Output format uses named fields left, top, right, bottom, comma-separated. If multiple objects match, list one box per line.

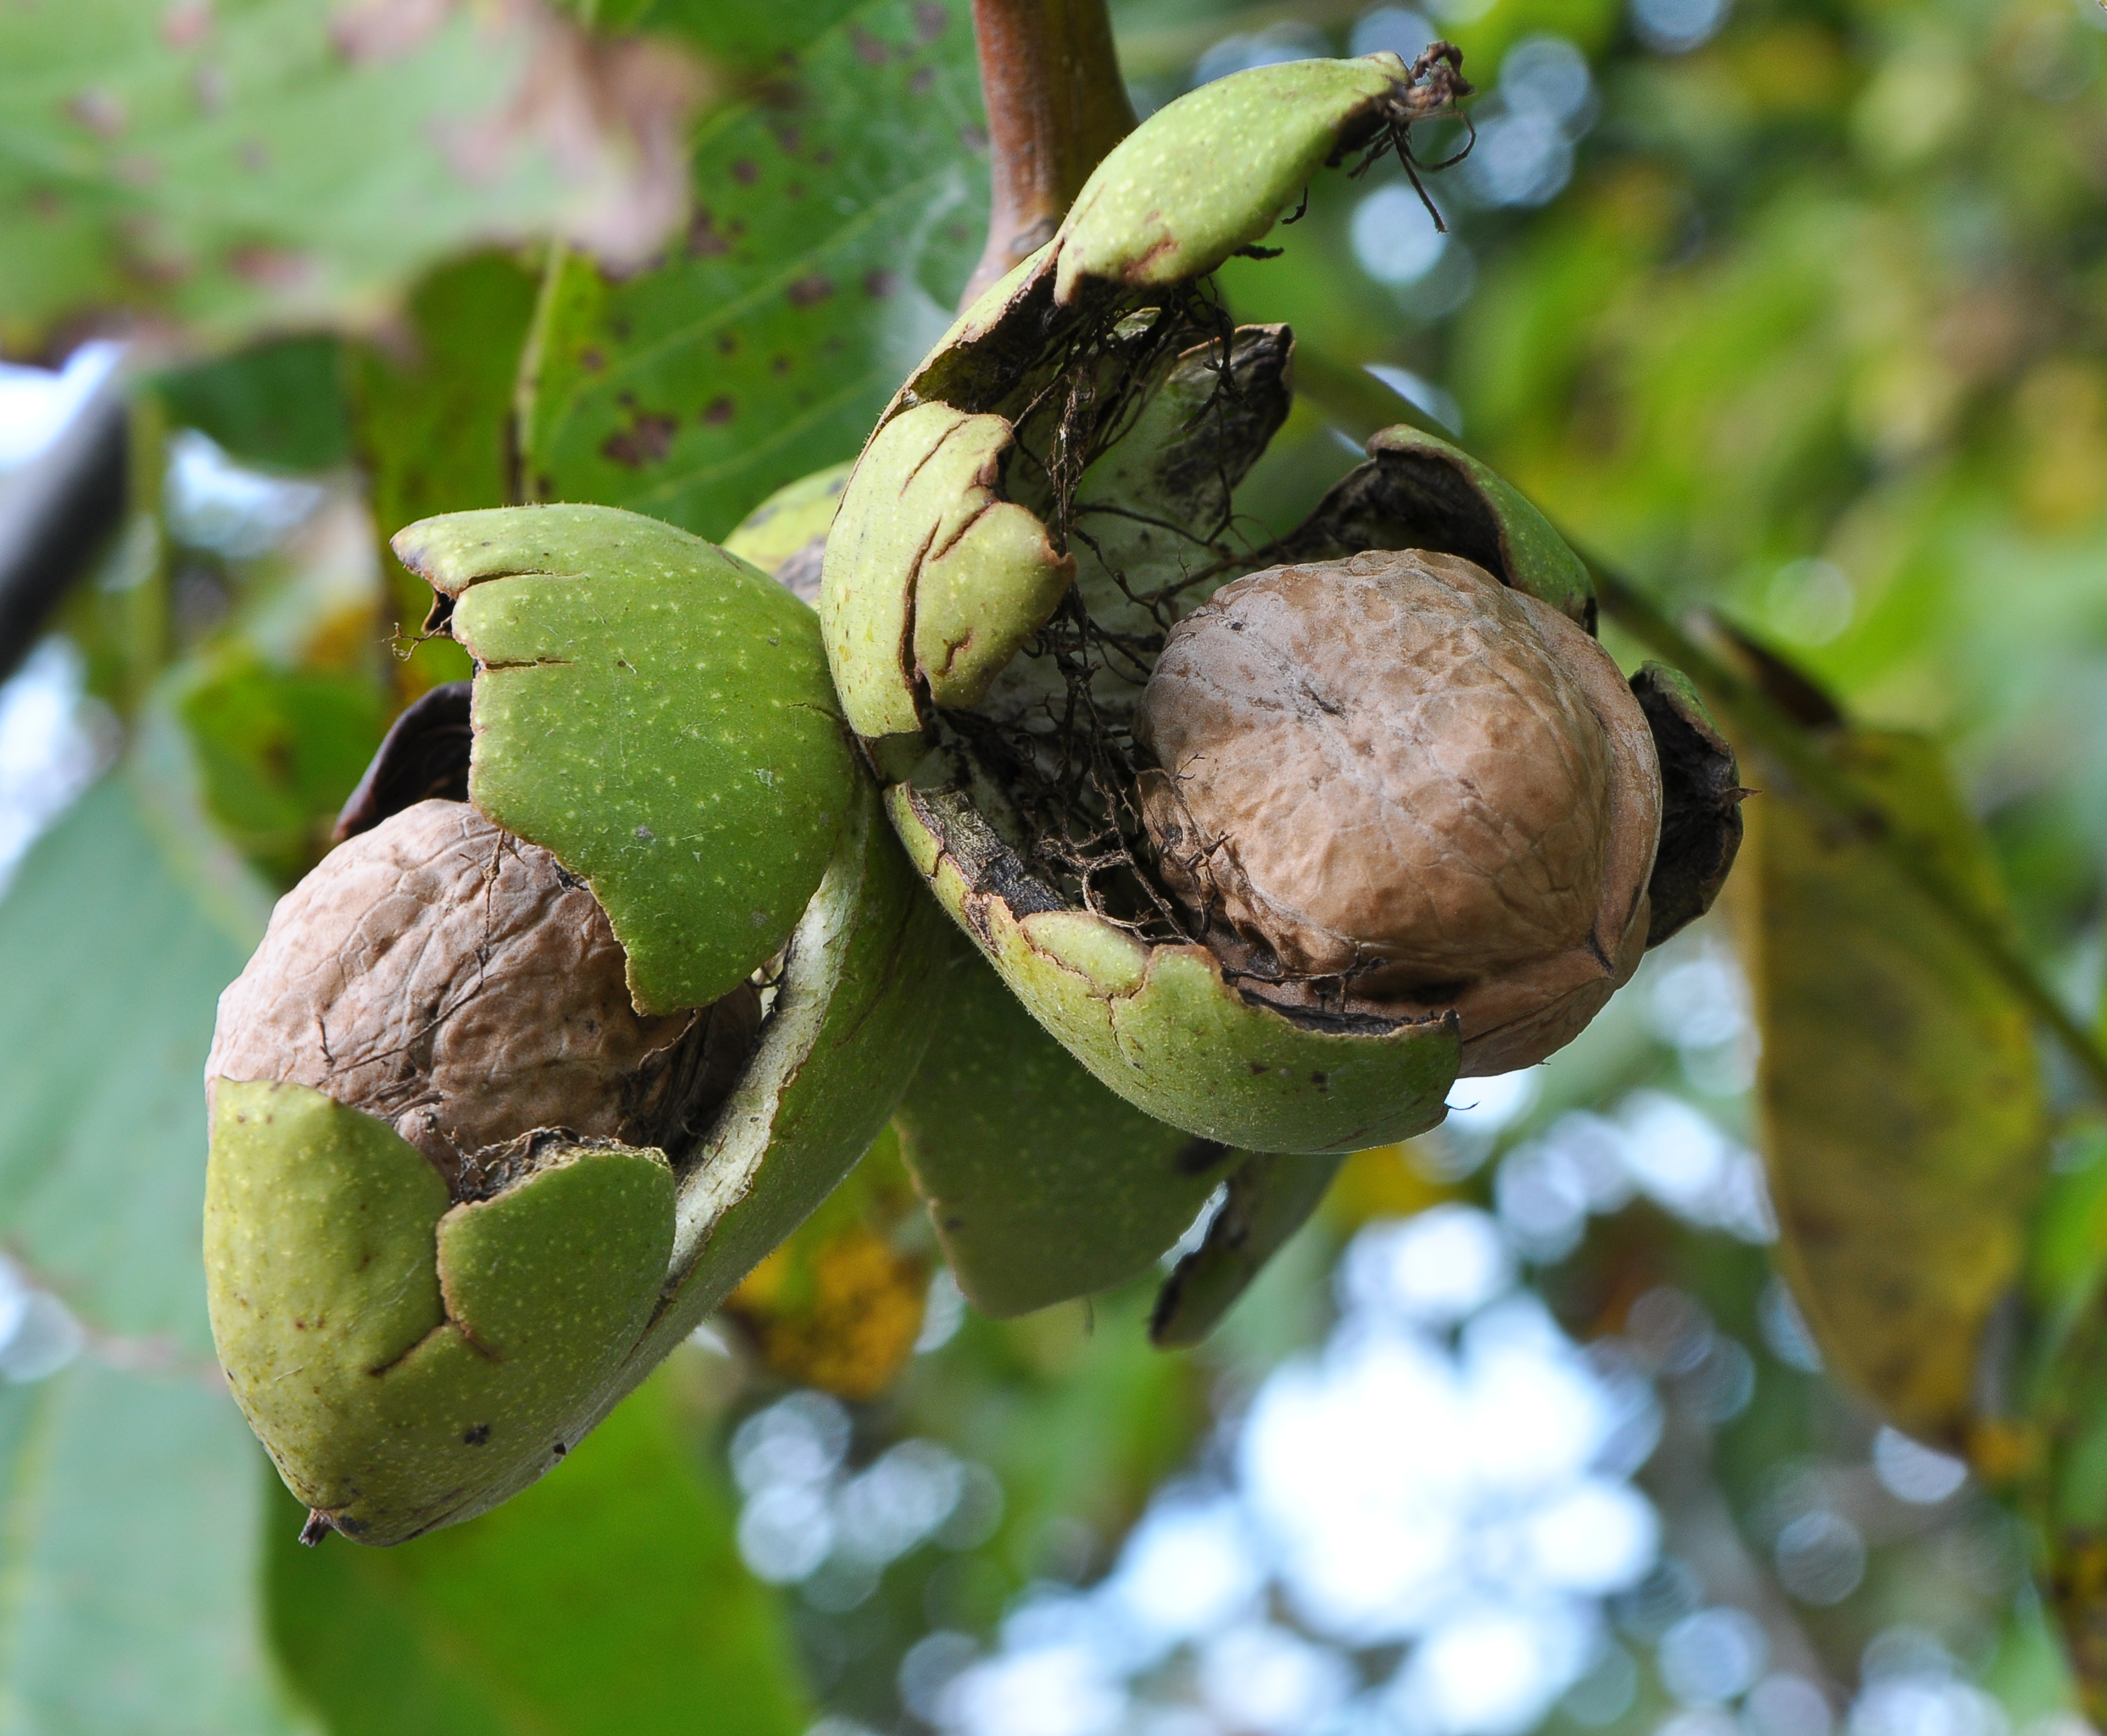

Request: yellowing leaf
left=1321, top=1143, right=1456, bottom=1233
left=722, top=1128, right=930, bottom=1401
left=1730, top=727, right=2047, bottom=1444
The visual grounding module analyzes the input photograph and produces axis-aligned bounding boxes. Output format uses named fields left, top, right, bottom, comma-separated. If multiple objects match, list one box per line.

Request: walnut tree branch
left=962, top=0, right=1138, bottom=308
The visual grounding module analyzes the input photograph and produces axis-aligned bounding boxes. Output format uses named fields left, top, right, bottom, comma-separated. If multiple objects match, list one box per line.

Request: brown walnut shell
left=206, top=799, right=759, bottom=1195
left=1136, top=549, right=1661, bottom=1075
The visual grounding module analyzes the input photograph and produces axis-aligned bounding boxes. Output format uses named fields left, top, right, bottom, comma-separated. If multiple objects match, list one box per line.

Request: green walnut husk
left=892, top=923, right=1240, bottom=1316
left=722, top=461, right=851, bottom=606
left=820, top=53, right=1742, bottom=1155
left=205, top=504, right=944, bottom=1545
left=731, top=468, right=1254, bottom=1324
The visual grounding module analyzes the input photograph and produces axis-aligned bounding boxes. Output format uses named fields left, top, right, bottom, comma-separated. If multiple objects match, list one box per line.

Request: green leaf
left=267, top=1368, right=810, bottom=1736
left=1732, top=726, right=2048, bottom=1445
left=174, top=647, right=388, bottom=886
left=0, top=0, right=696, bottom=350
left=151, top=336, right=352, bottom=472
left=518, top=0, right=987, bottom=539
left=0, top=765, right=311, bottom=1735
left=0, top=1362, right=314, bottom=1736
left=585, top=0, right=865, bottom=67
left=345, top=251, right=541, bottom=697
left=0, top=772, right=262, bottom=1356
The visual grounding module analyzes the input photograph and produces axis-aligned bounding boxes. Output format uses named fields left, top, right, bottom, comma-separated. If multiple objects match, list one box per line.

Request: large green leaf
left=518, top=0, right=987, bottom=539
left=0, top=1362, right=313, bottom=1736
left=1731, top=725, right=2048, bottom=1445
left=0, top=767, right=309, bottom=1733
left=0, top=0, right=696, bottom=350
left=267, top=1368, right=809, bottom=1736
left=0, top=770, right=263, bottom=1355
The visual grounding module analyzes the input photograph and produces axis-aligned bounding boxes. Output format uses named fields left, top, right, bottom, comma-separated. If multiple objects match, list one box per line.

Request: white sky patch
left=163, top=428, right=328, bottom=558
left=0, top=639, right=113, bottom=900
left=931, top=1213, right=1665, bottom=1736
left=0, top=342, right=122, bottom=471
left=1445, top=1068, right=1541, bottom=1137
left=1339, top=1204, right=1513, bottom=1326
left=0, top=1255, right=84, bottom=1383
left=1872, top=1428, right=1968, bottom=1506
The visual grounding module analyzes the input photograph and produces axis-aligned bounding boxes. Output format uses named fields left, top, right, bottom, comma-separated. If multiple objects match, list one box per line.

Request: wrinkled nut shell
left=207, top=800, right=758, bottom=1190
left=1137, top=549, right=1660, bottom=1073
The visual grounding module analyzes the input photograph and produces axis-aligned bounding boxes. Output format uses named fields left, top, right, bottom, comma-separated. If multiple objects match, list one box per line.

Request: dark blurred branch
left=0, top=385, right=128, bottom=685
left=962, top=0, right=1136, bottom=307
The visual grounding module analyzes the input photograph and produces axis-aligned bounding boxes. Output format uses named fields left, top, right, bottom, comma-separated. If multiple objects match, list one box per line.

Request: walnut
left=207, top=800, right=760, bottom=1194
left=1136, top=549, right=1661, bottom=1075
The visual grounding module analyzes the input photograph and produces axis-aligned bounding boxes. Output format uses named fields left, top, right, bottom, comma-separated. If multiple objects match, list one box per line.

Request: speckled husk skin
left=206, top=504, right=944, bottom=1544
left=819, top=55, right=1734, bottom=1152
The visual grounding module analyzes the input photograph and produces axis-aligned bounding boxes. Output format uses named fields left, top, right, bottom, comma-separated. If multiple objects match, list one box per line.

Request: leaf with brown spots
left=518, top=0, right=986, bottom=539
left=0, top=0, right=704, bottom=350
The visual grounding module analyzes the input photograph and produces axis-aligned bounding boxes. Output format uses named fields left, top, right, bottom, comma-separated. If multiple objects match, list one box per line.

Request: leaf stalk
left=962, top=0, right=1138, bottom=307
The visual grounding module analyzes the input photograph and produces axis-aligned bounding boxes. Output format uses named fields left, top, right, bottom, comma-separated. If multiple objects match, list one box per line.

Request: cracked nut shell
left=208, top=799, right=759, bottom=1194
left=207, top=501, right=947, bottom=1546
left=1137, top=549, right=1659, bottom=1074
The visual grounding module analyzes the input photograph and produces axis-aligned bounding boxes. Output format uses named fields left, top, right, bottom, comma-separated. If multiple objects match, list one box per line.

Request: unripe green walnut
left=206, top=504, right=946, bottom=1545
left=1136, top=551, right=1659, bottom=1075
left=207, top=800, right=760, bottom=1191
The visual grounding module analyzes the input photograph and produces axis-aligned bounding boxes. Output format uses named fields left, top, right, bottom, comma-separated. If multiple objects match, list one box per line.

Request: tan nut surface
left=1137, top=550, right=1660, bottom=1072
left=207, top=800, right=755, bottom=1186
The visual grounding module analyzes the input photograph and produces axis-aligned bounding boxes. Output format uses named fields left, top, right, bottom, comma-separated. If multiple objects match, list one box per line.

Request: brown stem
left=962, top=0, right=1137, bottom=308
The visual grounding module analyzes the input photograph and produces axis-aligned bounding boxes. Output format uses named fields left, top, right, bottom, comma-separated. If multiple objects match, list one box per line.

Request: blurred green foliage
left=269, top=1371, right=812, bottom=1736
left=151, top=336, right=352, bottom=474
left=0, top=0, right=698, bottom=351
